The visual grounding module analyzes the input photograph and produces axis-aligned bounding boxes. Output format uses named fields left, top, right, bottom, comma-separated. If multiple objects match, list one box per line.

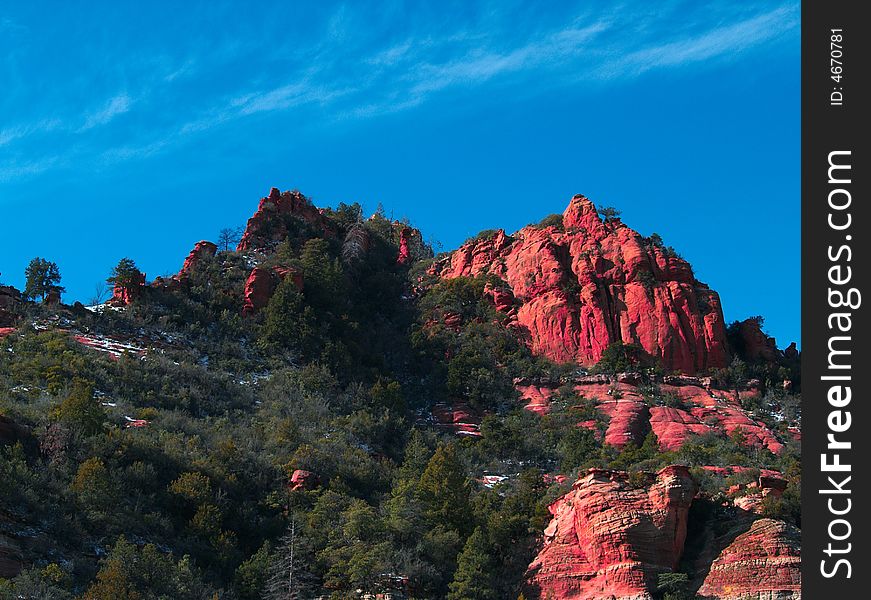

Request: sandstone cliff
left=431, top=195, right=731, bottom=373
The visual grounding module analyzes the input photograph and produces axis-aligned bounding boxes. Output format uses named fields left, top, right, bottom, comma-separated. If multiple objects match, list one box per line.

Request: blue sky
left=0, top=1, right=800, bottom=346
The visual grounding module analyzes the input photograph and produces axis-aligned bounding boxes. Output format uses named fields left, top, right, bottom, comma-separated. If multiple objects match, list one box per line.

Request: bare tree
left=88, top=281, right=111, bottom=306
left=265, top=515, right=317, bottom=600
left=217, top=227, right=245, bottom=252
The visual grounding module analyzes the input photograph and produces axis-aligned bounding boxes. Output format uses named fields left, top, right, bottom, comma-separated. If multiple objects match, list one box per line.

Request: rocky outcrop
left=237, top=188, right=333, bottom=252
left=598, top=398, right=650, bottom=448
left=110, top=270, right=146, bottom=306
left=241, top=266, right=304, bottom=315
left=513, top=376, right=785, bottom=454
left=397, top=227, right=413, bottom=265
left=179, top=241, right=218, bottom=278
left=289, top=469, right=320, bottom=491
left=526, top=466, right=698, bottom=599
left=696, top=518, right=801, bottom=599
left=527, top=468, right=800, bottom=599
left=0, top=284, right=21, bottom=327
left=431, top=195, right=730, bottom=373
left=431, top=403, right=482, bottom=437
left=735, top=318, right=781, bottom=363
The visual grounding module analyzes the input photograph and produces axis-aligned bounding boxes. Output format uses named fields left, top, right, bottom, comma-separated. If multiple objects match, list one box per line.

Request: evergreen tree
left=52, top=379, right=105, bottom=435
left=598, top=206, right=621, bottom=221
left=448, top=527, right=497, bottom=600
left=24, top=257, right=64, bottom=302
left=82, top=537, right=141, bottom=600
left=107, top=257, right=143, bottom=302
left=418, top=443, right=472, bottom=534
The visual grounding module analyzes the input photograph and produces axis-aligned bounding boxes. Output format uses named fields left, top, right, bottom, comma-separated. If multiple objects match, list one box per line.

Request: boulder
left=0, top=415, right=33, bottom=449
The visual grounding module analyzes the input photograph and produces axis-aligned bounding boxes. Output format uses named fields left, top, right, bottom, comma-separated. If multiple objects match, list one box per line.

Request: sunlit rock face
left=430, top=195, right=730, bottom=374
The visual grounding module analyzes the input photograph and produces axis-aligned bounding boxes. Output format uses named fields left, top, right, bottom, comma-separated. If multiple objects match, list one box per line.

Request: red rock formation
left=241, top=266, right=304, bottom=315
left=598, top=398, right=650, bottom=448
left=513, top=376, right=785, bottom=454
left=526, top=466, right=698, bottom=599
left=179, top=240, right=218, bottom=278
left=397, top=227, right=412, bottom=265
left=484, top=282, right=515, bottom=313
left=649, top=406, right=711, bottom=451
left=111, top=270, right=146, bottom=306
left=289, top=469, right=320, bottom=491
left=237, top=188, right=333, bottom=252
left=515, top=383, right=555, bottom=415
left=696, top=519, right=801, bottom=598
left=735, top=318, right=781, bottom=363
left=431, top=195, right=731, bottom=373
left=431, top=403, right=482, bottom=437
left=731, top=473, right=789, bottom=514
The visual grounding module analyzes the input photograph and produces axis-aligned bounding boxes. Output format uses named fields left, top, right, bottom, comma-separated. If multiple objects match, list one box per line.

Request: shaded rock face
left=179, top=241, right=218, bottom=278
left=695, top=518, right=801, bottom=599
left=0, top=415, right=32, bottom=449
left=237, top=188, right=333, bottom=252
left=735, top=318, right=782, bottom=363
left=0, top=284, right=22, bottom=327
left=430, top=195, right=730, bottom=373
left=0, top=534, right=23, bottom=579
left=526, top=466, right=698, bottom=600
left=241, top=266, right=304, bottom=315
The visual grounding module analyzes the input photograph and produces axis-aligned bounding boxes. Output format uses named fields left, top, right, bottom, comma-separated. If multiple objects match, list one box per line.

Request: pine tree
left=447, top=527, right=497, bottom=600
left=418, top=443, right=472, bottom=534
left=107, top=258, right=141, bottom=289
left=24, top=257, right=64, bottom=302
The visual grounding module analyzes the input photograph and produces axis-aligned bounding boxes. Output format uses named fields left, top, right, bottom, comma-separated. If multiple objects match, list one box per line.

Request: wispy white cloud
left=407, top=21, right=609, bottom=96
left=609, top=6, right=798, bottom=77
left=0, top=2, right=799, bottom=184
left=0, top=155, right=61, bottom=183
left=0, top=118, right=63, bottom=147
left=79, top=94, right=132, bottom=131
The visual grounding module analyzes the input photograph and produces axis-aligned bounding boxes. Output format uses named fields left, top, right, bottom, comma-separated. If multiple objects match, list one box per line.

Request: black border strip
left=802, top=1, right=869, bottom=595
